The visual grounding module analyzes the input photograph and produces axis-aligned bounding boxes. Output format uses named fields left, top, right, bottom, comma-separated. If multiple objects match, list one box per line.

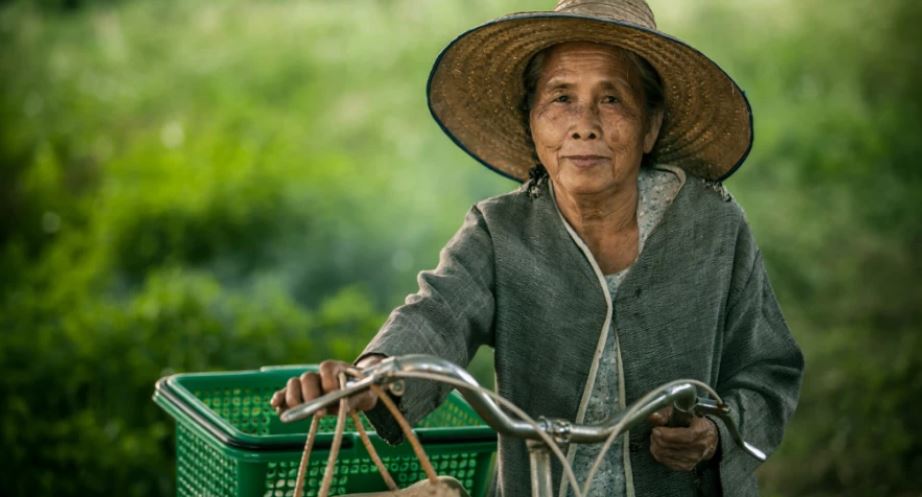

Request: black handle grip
left=666, top=403, right=694, bottom=427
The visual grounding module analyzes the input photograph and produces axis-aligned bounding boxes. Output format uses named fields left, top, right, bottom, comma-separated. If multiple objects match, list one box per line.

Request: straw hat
left=427, top=0, right=753, bottom=182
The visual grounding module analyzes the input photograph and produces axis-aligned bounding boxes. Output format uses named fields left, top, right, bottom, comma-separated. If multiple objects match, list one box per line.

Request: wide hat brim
left=427, top=12, right=754, bottom=182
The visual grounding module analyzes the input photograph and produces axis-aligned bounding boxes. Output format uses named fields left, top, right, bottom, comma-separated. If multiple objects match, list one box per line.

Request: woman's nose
left=570, top=104, right=601, bottom=140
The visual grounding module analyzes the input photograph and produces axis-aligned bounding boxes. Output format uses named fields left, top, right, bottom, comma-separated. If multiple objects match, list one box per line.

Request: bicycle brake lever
left=692, top=398, right=767, bottom=462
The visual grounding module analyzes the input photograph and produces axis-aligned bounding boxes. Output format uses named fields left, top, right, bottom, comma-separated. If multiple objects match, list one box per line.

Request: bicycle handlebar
left=279, top=354, right=765, bottom=461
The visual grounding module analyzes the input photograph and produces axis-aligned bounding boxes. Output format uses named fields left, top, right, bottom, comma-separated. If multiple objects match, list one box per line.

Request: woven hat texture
left=427, top=0, right=753, bottom=181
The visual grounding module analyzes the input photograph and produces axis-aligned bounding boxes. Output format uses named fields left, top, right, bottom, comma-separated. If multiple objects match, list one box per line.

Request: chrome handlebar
left=279, top=354, right=765, bottom=461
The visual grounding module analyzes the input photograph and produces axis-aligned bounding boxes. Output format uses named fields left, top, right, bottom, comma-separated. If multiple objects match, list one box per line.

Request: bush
left=0, top=266, right=383, bottom=496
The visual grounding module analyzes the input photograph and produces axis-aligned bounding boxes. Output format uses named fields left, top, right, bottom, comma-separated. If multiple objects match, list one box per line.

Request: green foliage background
left=0, top=0, right=919, bottom=495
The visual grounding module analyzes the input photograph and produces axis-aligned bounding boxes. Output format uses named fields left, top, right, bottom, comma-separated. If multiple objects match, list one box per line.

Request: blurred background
left=1, top=0, right=920, bottom=495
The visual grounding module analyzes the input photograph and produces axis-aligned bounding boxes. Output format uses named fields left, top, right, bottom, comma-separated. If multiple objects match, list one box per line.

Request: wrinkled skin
left=270, top=356, right=383, bottom=416
left=648, top=406, right=720, bottom=471
left=529, top=42, right=661, bottom=203
left=529, top=41, right=662, bottom=274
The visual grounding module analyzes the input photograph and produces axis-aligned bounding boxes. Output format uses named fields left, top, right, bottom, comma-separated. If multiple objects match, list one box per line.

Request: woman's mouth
left=563, top=155, right=609, bottom=168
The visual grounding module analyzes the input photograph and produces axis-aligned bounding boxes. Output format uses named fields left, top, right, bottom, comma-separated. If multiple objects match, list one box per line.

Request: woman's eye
left=602, top=95, right=619, bottom=104
left=554, top=95, right=570, bottom=103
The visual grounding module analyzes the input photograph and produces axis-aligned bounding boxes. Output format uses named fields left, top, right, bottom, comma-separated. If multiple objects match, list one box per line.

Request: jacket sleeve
left=357, top=205, right=496, bottom=443
left=711, top=219, right=805, bottom=492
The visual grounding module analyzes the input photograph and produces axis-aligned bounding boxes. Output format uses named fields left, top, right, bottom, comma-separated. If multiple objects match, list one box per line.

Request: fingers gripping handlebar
left=683, top=398, right=767, bottom=461
left=281, top=354, right=536, bottom=439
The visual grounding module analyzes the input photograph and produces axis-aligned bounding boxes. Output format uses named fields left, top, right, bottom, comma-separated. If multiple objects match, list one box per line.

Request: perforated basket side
left=173, top=417, right=495, bottom=497
left=176, top=422, right=238, bottom=497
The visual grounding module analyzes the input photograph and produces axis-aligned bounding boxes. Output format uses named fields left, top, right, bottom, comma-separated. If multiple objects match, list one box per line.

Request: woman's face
left=529, top=42, right=663, bottom=199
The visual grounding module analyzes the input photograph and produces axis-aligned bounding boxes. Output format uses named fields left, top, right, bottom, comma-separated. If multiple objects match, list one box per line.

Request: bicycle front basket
left=152, top=366, right=496, bottom=497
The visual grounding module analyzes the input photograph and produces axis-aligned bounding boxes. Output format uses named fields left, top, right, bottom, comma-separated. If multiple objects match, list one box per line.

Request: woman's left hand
left=647, top=406, right=720, bottom=471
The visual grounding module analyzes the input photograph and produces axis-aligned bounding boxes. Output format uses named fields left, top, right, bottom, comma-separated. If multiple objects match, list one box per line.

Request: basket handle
left=350, top=409, right=398, bottom=491
left=293, top=371, right=439, bottom=497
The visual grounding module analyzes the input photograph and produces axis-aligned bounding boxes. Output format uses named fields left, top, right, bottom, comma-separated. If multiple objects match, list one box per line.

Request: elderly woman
left=272, top=1, right=803, bottom=496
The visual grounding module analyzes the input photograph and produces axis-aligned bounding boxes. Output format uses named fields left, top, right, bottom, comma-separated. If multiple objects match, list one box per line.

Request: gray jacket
left=361, top=168, right=804, bottom=497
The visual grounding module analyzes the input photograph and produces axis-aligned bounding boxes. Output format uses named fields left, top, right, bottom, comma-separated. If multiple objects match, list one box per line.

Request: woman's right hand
left=270, top=356, right=385, bottom=416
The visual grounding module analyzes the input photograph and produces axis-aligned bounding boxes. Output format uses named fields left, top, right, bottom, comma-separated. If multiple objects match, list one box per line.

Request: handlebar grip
left=665, top=403, right=694, bottom=427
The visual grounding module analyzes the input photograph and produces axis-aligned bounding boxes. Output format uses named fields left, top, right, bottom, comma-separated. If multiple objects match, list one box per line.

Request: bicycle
left=280, top=354, right=765, bottom=497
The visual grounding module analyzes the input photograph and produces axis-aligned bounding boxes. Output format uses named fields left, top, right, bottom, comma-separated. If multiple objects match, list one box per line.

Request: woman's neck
left=555, top=182, right=638, bottom=237
left=553, top=179, right=640, bottom=274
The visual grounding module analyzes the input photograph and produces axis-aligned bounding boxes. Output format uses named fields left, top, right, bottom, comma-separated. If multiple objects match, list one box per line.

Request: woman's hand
left=647, top=406, right=719, bottom=471
left=270, top=356, right=385, bottom=416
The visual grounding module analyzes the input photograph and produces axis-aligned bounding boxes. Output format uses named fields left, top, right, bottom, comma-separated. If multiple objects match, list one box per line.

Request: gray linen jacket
left=361, top=167, right=804, bottom=497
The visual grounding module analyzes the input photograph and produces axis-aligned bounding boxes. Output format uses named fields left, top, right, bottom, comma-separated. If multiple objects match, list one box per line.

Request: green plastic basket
left=153, top=365, right=497, bottom=497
